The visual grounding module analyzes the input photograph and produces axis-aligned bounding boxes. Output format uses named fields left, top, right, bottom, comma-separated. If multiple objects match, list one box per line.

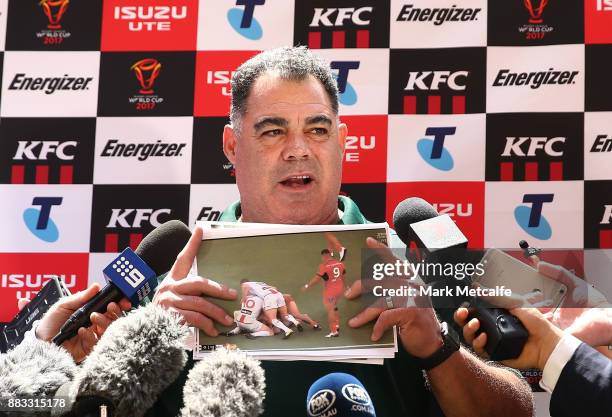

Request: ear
left=223, top=124, right=237, bottom=164
left=337, top=121, right=347, bottom=156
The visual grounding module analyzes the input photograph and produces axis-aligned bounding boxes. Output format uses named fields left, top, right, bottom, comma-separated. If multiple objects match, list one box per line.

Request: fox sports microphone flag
left=307, top=373, right=376, bottom=417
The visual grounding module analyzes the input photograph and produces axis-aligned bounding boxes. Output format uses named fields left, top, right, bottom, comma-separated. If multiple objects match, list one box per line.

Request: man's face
left=223, top=72, right=347, bottom=224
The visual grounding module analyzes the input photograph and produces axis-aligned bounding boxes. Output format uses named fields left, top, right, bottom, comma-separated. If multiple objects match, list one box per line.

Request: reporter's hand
left=345, top=238, right=444, bottom=359
left=152, top=227, right=237, bottom=336
left=455, top=307, right=564, bottom=370
left=565, top=308, right=612, bottom=347
left=18, top=284, right=131, bottom=363
left=531, top=259, right=611, bottom=330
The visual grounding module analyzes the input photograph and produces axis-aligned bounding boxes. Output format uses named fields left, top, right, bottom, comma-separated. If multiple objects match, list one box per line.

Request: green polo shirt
left=145, top=196, right=441, bottom=417
left=219, top=195, right=370, bottom=225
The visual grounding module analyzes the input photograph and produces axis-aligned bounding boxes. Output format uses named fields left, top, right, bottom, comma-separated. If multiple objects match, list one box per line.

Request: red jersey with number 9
left=317, top=259, right=346, bottom=297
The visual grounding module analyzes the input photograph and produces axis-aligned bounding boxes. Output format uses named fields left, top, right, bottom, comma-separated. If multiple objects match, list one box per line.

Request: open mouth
left=279, top=175, right=314, bottom=189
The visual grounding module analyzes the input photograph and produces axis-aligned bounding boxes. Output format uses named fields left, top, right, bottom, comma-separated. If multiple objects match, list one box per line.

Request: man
left=226, top=283, right=274, bottom=338
left=283, top=293, right=320, bottom=330
left=149, top=46, right=533, bottom=417
left=456, top=307, right=611, bottom=417
left=302, top=249, right=347, bottom=337
left=325, top=231, right=347, bottom=261
left=242, top=280, right=301, bottom=338
left=456, top=260, right=612, bottom=417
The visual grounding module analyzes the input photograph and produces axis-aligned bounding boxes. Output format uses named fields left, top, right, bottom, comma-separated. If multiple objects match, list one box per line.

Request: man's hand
left=18, top=283, right=131, bottom=363
left=344, top=237, right=444, bottom=358
left=152, top=227, right=237, bottom=336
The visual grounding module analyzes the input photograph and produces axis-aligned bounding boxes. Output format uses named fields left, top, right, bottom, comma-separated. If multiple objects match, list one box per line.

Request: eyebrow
left=304, top=115, right=333, bottom=126
left=253, top=117, right=288, bottom=133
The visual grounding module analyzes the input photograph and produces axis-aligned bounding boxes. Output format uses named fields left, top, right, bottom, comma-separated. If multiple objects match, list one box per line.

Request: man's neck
left=241, top=208, right=341, bottom=225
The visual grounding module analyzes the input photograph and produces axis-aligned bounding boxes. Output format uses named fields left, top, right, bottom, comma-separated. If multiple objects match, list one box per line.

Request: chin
left=271, top=204, right=324, bottom=225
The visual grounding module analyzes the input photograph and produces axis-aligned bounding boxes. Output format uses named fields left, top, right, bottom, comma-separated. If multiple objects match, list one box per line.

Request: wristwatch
left=418, top=322, right=460, bottom=370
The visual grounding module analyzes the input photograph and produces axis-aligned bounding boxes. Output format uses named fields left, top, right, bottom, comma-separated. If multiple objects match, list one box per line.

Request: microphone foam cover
left=180, top=348, right=265, bottom=417
left=73, top=304, right=189, bottom=417
left=392, top=197, right=439, bottom=245
left=135, top=219, right=192, bottom=276
left=0, top=337, right=76, bottom=397
left=307, top=373, right=375, bottom=417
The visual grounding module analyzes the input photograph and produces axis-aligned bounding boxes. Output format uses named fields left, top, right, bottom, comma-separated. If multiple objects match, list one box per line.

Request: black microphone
left=392, top=197, right=528, bottom=360
left=519, top=239, right=542, bottom=258
left=306, top=373, right=376, bottom=417
left=393, top=197, right=469, bottom=288
left=52, top=220, right=191, bottom=345
left=180, top=348, right=266, bottom=417
left=56, top=304, right=189, bottom=417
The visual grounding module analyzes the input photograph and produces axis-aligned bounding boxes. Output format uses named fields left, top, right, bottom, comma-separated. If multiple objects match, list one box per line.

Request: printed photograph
left=194, top=224, right=395, bottom=353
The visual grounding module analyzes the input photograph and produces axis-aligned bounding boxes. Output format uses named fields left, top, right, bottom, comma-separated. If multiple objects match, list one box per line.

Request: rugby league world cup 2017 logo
left=37, top=0, right=72, bottom=43
left=520, top=0, right=554, bottom=40
left=130, top=58, right=164, bottom=110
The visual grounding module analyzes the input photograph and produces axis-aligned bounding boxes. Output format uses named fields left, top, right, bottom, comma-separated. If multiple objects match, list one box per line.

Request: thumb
left=537, top=261, right=575, bottom=288
left=60, top=283, right=101, bottom=310
left=18, top=298, right=30, bottom=311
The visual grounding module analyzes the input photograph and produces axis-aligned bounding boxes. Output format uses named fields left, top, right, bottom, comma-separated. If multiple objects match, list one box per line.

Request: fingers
left=366, top=237, right=398, bottom=264
left=371, top=309, right=414, bottom=341
left=60, top=283, right=102, bottom=310
left=118, top=298, right=132, bottom=312
left=508, top=307, right=542, bottom=323
left=170, top=227, right=203, bottom=279
left=462, top=317, right=481, bottom=345
left=472, top=332, right=487, bottom=356
left=17, top=298, right=30, bottom=311
left=528, top=254, right=540, bottom=268
left=454, top=307, right=469, bottom=327
left=348, top=305, right=384, bottom=328
left=344, top=280, right=362, bottom=300
left=171, top=307, right=219, bottom=337
left=173, top=275, right=237, bottom=300
left=173, top=295, right=233, bottom=326
left=70, top=327, right=97, bottom=363
left=537, top=261, right=576, bottom=288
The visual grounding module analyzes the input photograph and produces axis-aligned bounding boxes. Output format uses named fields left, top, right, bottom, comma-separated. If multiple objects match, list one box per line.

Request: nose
left=281, top=131, right=312, bottom=161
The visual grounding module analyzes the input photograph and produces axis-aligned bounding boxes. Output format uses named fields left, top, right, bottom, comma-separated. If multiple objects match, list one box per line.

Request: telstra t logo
left=227, top=0, right=265, bottom=40
left=331, top=61, right=359, bottom=106
left=23, top=197, right=63, bottom=242
left=514, top=194, right=554, bottom=240
left=417, top=127, right=456, bottom=171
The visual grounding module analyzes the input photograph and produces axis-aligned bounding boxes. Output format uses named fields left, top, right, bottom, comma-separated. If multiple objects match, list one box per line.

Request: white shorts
left=234, top=311, right=264, bottom=332
left=262, top=292, right=286, bottom=310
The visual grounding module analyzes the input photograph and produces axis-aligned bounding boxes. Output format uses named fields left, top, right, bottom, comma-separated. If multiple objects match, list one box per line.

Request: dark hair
left=239, top=278, right=249, bottom=284
left=321, top=249, right=331, bottom=255
left=229, top=46, right=339, bottom=129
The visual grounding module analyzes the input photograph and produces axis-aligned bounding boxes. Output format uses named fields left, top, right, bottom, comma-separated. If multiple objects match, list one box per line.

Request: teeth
left=291, top=175, right=310, bottom=179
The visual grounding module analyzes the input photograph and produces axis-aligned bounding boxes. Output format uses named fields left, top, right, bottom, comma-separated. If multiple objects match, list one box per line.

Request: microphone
left=180, top=348, right=266, bottom=417
left=393, top=197, right=468, bottom=272
left=58, top=304, right=189, bottom=417
left=0, top=337, right=76, bottom=399
left=306, top=373, right=376, bottom=417
left=52, top=220, right=191, bottom=345
left=392, top=197, right=439, bottom=248
left=391, top=197, right=528, bottom=360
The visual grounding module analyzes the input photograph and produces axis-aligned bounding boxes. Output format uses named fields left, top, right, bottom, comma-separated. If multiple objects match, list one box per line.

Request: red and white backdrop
left=0, top=0, right=610, bottom=321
